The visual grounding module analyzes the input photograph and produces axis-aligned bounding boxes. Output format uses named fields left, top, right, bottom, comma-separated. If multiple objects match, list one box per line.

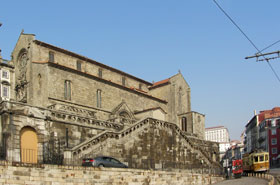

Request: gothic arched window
left=64, top=80, right=71, bottom=100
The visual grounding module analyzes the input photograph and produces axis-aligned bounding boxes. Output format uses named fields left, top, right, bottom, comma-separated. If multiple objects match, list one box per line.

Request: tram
left=232, top=159, right=243, bottom=178
left=242, top=150, right=269, bottom=174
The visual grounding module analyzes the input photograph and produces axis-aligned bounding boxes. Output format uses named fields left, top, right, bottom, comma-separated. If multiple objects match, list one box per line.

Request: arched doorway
left=20, top=127, right=38, bottom=163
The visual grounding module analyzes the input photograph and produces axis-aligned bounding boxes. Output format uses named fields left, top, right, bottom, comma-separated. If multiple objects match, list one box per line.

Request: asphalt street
left=212, top=177, right=268, bottom=185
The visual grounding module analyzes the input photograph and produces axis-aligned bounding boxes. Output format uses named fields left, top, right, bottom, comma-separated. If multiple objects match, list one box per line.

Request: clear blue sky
left=1, top=1, right=280, bottom=140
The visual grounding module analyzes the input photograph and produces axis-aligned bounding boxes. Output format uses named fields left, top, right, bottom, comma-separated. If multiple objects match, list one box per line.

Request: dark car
left=82, top=156, right=128, bottom=168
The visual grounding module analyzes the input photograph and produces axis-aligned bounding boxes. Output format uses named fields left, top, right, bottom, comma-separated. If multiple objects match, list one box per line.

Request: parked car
left=82, top=156, right=128, bottom=168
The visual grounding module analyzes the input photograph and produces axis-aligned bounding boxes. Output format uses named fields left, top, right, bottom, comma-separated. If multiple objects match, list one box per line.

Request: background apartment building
left=258, top=107, right=280, bottom=166
left=244, top=107, right=280, bottom=167
left=205, top=126, right=230, bottom=159
left=0, top=51, right=13, bottom=102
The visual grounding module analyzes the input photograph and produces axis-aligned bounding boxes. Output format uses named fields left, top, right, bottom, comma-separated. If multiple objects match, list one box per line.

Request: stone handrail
left=71, top=130, right=110, bottom=151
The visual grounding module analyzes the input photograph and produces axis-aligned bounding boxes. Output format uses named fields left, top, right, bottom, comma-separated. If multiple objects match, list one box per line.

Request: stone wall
left=0, top=162, right=224, bottom=185
left=46, top=66, right=165, bottom=120
left=30, top=36, right=151, bottom=93
left=191, top=112, right=205, bottom=140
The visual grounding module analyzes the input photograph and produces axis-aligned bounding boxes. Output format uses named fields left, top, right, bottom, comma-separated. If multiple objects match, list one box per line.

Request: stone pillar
left=63, top=150, right=72, bottom=165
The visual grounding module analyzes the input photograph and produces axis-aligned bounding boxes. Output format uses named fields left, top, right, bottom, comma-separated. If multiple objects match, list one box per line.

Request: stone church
left=0, top=32, right=220, bottom=169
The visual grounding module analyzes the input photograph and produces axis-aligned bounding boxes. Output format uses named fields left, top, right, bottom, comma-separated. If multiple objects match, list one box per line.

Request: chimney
left=254, top=110, right=257, bottom=116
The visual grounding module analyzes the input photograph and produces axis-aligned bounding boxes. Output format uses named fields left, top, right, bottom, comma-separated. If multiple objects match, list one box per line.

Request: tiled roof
left=129, top=87, right=148, bottom=94
left=149, top=78, right=170, bottom=89
left=258, top=107, right=280, bottom=122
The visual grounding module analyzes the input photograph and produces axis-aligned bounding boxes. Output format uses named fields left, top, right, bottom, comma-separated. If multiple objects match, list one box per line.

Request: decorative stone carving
left=49, top=109, right=123, bottom=130
left=10, top=104, right=48, bottom=119
left=119, top=111, right=131, bottom=124
left=15, top=51, right=28, bottom=103
left=110, top=101, right=137, bottom=125
left=48, top=104, right=96, bottom=118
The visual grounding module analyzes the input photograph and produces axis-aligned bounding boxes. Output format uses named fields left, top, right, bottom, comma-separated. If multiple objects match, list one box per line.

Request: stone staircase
left=65, top=117, right=220, bottom=168
left=186, top=136, right=222, bottom=168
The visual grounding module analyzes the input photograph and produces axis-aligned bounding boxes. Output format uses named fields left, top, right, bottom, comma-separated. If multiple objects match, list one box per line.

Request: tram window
left=265, top=155, right=268, bottom=161
left=260, top=155, right=264, bottom=162
left=254, top=156, right=259, bottom=162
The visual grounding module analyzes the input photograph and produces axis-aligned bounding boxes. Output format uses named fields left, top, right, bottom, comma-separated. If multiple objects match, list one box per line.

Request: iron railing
left=0, top=145, right=6, bottom=160
left=43, top=138, right=64, bottom=165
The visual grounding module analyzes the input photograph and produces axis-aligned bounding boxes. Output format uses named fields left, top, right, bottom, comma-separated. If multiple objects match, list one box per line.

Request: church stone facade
left=0, top=32, right=220, bottom=169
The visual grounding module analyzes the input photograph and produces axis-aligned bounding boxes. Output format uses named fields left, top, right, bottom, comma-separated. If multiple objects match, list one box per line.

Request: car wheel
left=98, top=164, right=104, bottom=167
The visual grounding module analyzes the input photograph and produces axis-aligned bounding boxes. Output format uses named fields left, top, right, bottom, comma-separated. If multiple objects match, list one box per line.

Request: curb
left=248, top=173, right=275, bottom=185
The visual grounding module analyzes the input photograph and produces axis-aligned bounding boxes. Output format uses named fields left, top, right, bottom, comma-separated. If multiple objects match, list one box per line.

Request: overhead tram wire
left=212, top=0, right=260, bottom=52
left=212, top=0, right=280, bottom=84
left=257, top=39, right=280, bottom=54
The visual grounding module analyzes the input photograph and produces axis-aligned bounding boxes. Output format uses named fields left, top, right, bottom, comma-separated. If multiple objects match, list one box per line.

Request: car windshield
left=110, top=158, right=120, bottom=164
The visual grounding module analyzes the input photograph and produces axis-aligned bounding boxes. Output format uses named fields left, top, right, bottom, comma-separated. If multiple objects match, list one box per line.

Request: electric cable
left=212, top=0, right=280, bottom=84
left=257, top=39, right=280, bottom=54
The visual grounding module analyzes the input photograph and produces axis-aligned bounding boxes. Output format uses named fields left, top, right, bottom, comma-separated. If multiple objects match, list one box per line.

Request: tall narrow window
left=272, top=148, right=277, bottom=154
left=64, top=80, right=71, bottom=100
left=272, top=138, right=277, bottom=145
left=139, top=83, right=142, bottom=90
left=2, top=70, right=9, bottom=81
left=181, top=117, right=187, bottom=132
left=49, top=51, right=54, bottom=63
left=277, top=119, right=280, bottom=126
left=122, top=76, right=126, bottom=86
left=98, top=68, right=103, bottom=78
left=2, top=85, right=9, bottom=99
left=267, top=120, right=272, bottom=127
left=76, top=60, right=82, bottom=71
left=271, top=128, right=277, bottom=135
left=182, top=118, right=185, bottom=131
left=97, top=89, right=102, bottom=108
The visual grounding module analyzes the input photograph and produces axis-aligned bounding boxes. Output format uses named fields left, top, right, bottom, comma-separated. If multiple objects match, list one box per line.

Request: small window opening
left=49, top=51, right=54, bottom=63
left=77, top=60, right=82, bottom=71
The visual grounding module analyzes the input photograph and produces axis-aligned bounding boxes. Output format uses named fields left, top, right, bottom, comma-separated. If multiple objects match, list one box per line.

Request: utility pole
left=245, top=50, right=280, bottom=62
